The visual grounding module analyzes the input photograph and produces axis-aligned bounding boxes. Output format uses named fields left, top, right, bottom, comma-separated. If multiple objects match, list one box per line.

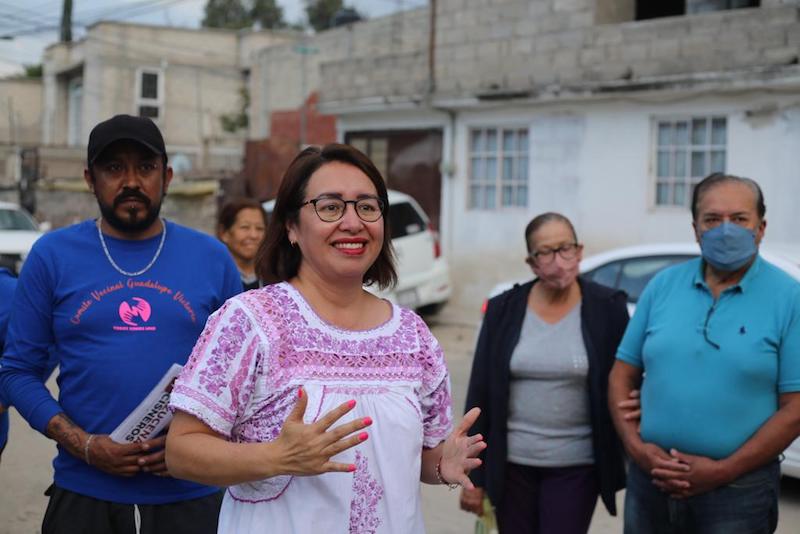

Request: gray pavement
left=2, top=311, right=800, bottom=533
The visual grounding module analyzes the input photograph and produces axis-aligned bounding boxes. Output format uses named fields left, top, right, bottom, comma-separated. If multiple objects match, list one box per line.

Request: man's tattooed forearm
left=46, top=413, right=85, bottom=457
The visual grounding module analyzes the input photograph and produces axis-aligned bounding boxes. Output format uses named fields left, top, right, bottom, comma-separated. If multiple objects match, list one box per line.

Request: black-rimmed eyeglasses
left=300, top=196, right=385, bottom=223
left=529, top=243, right=581, bottom=264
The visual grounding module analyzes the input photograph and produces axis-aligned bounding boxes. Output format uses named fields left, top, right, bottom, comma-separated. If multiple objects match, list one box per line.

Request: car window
left=0, top=208, right=38, bottom=231
left=617, top=255, right=695, bottom=302
left=389, top=201, right=426, bottom=239
left=584, top=261, right=622, bottom=288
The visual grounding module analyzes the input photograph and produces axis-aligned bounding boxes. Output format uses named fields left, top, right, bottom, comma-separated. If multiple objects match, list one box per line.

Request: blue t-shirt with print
left=0, top=219, right=242, bottom=503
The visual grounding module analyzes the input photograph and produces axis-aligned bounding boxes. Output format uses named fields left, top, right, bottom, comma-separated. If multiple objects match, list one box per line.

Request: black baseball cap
left=87, top=114, right=167, bottom=165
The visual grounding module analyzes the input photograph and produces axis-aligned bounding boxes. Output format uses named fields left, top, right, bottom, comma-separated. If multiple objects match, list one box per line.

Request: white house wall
left=442, top=91, right=800, bottom=307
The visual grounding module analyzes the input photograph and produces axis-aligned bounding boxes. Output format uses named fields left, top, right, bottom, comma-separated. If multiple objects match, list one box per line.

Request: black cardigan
left=465, top=277, right=629, bottom=515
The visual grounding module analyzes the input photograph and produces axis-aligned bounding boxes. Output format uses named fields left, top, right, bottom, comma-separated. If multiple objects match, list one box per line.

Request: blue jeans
left=624, top=459, right=779, bottom=534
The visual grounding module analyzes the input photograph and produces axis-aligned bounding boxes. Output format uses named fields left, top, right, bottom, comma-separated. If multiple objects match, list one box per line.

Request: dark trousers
left=497, top=462, right=599, bottom=534
left=42, top=484, right=224, bottom=534
left=624, top=460, right=779, bottom=534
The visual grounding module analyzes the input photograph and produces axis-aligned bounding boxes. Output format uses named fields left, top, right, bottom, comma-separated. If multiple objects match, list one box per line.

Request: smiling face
left=220, top=207, right=267, bottom=264
left=287, top=161, right=384, bottom=286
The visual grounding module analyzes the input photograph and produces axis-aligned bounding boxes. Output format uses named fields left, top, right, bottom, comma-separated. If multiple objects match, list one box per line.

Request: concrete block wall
left=435, top=0, right=800, bottom=97
left=320, top=52, right=429, bottom=103
left=316, top=0, right=800, bottom=107
left=250, top=7, right=429, bottom=135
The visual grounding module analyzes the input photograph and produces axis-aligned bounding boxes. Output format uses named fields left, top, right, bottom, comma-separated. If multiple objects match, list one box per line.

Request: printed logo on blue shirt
left=69, top=278, right=197, bottom=330
left=115, top=297, right=155, bottom=331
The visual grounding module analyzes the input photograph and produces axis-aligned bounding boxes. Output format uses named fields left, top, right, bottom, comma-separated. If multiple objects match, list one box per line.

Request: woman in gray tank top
left=460, top=213, right=630, bottom=534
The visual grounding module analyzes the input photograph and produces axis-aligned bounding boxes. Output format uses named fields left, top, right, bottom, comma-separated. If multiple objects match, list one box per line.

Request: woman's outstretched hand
left=274, top=388, right=372, bottom=476
left=438, top=407, right=486, bottom=489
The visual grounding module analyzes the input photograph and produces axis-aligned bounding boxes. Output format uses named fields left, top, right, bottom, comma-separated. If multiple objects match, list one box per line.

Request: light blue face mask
left=699, top=222, right=757, bottom=272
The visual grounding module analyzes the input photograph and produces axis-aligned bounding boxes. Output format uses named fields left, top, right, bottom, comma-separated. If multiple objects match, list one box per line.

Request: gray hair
left=691, top=173, right=766, bottom=220
left=524, top=212, right=578, bottom=253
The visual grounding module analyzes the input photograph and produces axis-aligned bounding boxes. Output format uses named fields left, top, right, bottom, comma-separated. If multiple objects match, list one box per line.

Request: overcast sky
left=0, top=0, right=426, bottom=76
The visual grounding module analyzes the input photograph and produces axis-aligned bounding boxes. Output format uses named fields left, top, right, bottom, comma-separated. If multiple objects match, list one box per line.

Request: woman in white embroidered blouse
left=166, top=144, right=485, bottom=534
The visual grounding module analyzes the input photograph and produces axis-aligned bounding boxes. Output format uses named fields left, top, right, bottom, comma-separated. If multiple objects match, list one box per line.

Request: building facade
left=250, top=0, right=800, bottom=307
left=42, top=21, right=296, bottom=176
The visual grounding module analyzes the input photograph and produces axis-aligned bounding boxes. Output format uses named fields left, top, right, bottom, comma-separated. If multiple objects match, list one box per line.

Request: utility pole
left=428, top=0, right=436, bottom=95
left=293, top=39, right=319, bottom=147
left=60, top=0, right=73, bottom=43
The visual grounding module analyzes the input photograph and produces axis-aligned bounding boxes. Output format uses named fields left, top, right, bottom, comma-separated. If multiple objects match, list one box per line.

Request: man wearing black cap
left=0, top=115, right=242, bottom=533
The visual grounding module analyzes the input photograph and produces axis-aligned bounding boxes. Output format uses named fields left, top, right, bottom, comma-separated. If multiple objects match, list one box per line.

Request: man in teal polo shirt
left=609, top=172, right=800, bottom=534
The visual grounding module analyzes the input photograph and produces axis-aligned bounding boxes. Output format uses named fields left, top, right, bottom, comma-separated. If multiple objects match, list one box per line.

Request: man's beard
left=98, top=188, right=163, bottom=234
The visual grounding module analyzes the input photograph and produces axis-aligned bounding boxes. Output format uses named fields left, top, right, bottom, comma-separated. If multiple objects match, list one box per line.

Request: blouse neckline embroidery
left=280, top=281, right=400, bottom=337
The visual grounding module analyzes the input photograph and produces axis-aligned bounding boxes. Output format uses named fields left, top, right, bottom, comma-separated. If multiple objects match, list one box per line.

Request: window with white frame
left=654, top=116, right=727, bottom=207
left=469, top=127, right=529, bottom=209
left=135, top=68, right=163, bottom=121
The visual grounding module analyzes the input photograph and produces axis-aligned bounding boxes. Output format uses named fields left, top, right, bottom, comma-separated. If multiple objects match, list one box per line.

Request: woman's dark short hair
left=691, top=172, right=766, bottom=221
left=524, top=212, right=579, bottom=253
left=256, top=143, right=397, bottom=289
left=216, top=198, right=267, bottom=237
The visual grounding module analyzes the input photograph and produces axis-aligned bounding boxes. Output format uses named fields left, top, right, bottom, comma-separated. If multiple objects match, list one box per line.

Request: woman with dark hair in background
left=460, top=212, right=628, bottom=534
left=166, top=144, right=485, bottom=533
left=217, top=198, right=267, bottom=290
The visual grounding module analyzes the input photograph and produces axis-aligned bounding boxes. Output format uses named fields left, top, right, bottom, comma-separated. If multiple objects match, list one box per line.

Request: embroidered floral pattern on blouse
left=422, top=379, right=452, bottom=447
left=171, top=384, right=236, bottom=435
left=170, top=283, right=454, bottom=504
left=180, top=300, right=232, bottom=381
left=228, top=476, right=294, bottom=504
left=240, top=284, right=448, bottom=393
left=197, top=306, right=251, bottom=398
left=228, top=387, right=302, bottom=502
left=324, top=385, right=390, bottom=396
left=349, top=451, right=384, bottom=534
left=235, top=386, right=297, bottom=444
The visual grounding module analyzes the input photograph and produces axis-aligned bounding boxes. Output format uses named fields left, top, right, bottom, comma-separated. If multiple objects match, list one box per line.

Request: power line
left=74, top=0, right=199, bottom=25
left=0, top=9, right=244, bottom=75
left=0, top=0, right=191, bottom=26
left=0, top=0, right=200, bottom=39
left=18, top=0, right=61, bottom=10
left=0, top=6, right=48, bottom=30
left=0, top=0, right=54, bottom=22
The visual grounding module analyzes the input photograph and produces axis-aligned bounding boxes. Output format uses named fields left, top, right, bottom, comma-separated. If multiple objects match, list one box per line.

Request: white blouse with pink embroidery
left=169, top=282, right=453, bottom=534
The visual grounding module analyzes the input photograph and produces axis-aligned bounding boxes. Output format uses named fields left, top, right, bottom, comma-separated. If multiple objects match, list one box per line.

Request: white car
left=263, top=189, right=451, bottom=315
left=485, top=242, right=800, bottom=479
left=0, top=201, right=45, bottom=275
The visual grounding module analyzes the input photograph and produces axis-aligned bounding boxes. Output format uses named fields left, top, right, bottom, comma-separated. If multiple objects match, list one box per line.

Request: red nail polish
left=348, top=464, right=356, bottom=472
left=359, top=432, right=369, bottom=441
left=298, top=388, right=303, bottom=399
left=363, top=417, right=372, bottom=426
left=347, top=399, right=356, bottom=408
